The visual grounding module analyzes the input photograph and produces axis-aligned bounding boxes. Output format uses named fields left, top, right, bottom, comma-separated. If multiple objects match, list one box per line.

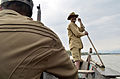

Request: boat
left=77, top=48, right=120, bottom=79
left=40, top=48, right=120, bottom=79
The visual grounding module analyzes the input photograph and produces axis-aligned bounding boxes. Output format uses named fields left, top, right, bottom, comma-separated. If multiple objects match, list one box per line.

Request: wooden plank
left=97, top=67, right=120, bottom=77
left=78, top=70, right=95, bottom=74
left=80, top=61, right=88, bottom=70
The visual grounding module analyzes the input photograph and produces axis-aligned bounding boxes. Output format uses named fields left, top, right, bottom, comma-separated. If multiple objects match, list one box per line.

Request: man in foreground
left=67, top=12, right=88, bottom=70
left=0, top=0, right=78, bottom=79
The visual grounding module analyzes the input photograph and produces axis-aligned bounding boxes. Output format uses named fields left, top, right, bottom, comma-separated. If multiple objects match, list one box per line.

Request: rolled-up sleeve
left=79, top=23, right=85, bottom=32
left=69, top=24, right=85, bottom=38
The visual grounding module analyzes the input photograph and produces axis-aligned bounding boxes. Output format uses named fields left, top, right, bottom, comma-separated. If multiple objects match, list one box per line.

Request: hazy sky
left=32, top=0, right=120, bottom=52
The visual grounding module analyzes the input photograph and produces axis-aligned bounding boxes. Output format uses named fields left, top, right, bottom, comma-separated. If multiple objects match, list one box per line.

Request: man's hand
left=78, top=18, right=81, bottom=22
left=83, top=31, right=88, bottom=35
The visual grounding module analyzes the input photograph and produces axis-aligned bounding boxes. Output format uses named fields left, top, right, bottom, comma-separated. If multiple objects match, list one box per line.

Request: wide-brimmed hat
left=67, top=12, right=79, bottom=20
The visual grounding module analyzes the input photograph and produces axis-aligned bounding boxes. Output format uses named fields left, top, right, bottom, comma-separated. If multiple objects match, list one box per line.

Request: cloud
left=87, top=13, right=120, bottom=39
left=87, top=14, right=120, bottom=27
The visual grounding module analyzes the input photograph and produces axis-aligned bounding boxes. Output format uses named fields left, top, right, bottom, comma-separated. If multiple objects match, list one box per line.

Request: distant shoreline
left=88, top=53, right=120, bottom=55
left=66, top=50, right=120, bottom=56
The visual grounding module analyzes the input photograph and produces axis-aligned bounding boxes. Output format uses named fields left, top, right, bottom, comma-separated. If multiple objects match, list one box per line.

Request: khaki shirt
left=0, top=10, right=78, bottom=79
left=67, top=22, right=85, bottom=49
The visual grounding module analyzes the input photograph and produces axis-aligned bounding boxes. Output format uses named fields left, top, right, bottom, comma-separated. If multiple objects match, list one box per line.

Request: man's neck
left=71, top=21, right=75, bottom=23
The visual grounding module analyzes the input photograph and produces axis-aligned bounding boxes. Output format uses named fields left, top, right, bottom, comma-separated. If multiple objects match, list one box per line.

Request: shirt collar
left=0, top=9, right=21, bottom=16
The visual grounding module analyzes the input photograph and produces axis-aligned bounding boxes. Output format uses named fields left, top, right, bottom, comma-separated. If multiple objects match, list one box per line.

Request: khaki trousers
left=71, top=48, right=82, bottom=61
